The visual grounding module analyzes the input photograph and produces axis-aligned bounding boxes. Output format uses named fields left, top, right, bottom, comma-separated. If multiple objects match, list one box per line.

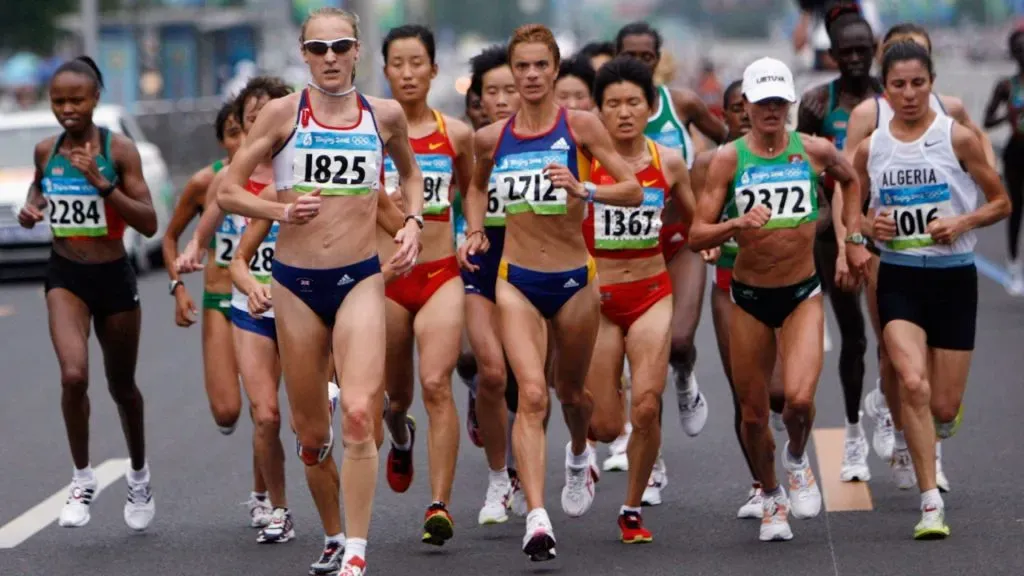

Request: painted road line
left=0, top=458, right=129, bottom=549
left=811, top=428, right=873, bottom=512
left=975, top=253, right=1011, bottom=288
left=0, top=306, right=13, bottom=318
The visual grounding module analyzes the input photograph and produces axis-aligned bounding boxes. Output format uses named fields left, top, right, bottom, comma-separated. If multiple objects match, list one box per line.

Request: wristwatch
left=98, top=179, right=117, bottom=198
left=845, top=233, right=867, bottom=246
left=404, top=214, right=424, bottom=229
left=583, top=181, right=597, bottom=202
left=169, top=280, right=184, bottom=295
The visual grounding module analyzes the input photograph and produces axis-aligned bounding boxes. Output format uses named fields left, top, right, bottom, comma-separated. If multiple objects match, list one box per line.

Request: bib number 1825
left=303, top=154, right=367, bottom=185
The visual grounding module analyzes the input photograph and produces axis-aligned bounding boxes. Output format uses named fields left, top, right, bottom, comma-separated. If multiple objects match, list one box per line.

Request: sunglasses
left=303, top=38, right=357, bottom=56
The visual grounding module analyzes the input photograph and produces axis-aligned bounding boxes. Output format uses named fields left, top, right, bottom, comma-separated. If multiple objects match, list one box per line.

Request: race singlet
left=41, top=128, right=120, bottom=239
left=593, top=187, right=664, bottom=250
left=728, top=133, right=818, bottom=229
left=384, top=154, right=453, bottom=216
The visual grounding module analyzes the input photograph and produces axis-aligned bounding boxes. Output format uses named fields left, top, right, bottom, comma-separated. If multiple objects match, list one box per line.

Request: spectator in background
left=792, top=0, right=881, bottom=70
left=695, top=59, right=724, bottom=119
left=577, top=41, right=616, bottom=72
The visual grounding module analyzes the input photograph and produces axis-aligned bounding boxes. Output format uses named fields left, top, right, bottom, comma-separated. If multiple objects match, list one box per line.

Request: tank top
left=273, top=89, right=383, bottom=197
left=583, top=139, right=667, bottom=260
left=726, top=133, right=818, bottom=229
left=383, top=110, right=456, bottom=222
left=867, top=114, right=978, bottom=256
left=822, top=78, right=882, bottom=151
left=1007, top=77, right=1024, bottom=137
left=228, top=179, right=278, bottom=318
left=493, top=107, right=588, bottom=218
left=645, top=85, right=695, bottom=168
left=41, top=128, right=125, bottom=240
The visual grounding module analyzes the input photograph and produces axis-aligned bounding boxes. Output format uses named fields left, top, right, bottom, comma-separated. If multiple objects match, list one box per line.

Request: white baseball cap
left=742, top=57, right=796, bottom=104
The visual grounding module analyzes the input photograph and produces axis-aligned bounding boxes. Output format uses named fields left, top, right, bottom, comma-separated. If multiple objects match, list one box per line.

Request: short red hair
left=508, top=24, right=560, bottom=66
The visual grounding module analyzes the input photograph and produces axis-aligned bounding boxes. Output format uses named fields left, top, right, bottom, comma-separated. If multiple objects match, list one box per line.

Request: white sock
left=73, top=465, right=95, bottom=483
left=845, top=420, right=863, bottom=438
left=935, top=441, right=942, bottom=459
left=342, top=537, right=367, bottom=563
left=489, top=467, right=510, bottom=485
left=785, top=448, right=807, bottom=467
left=921, top=488, right=943, bottom=510
left=127, top=463, right=150, bottom=484
left=894, top=431, right=907, bottom=450
left=326, top=532, right=345, bottom=545
left=620, top=505, right=641, bottom=516
left=251, top=491, right=268, bottom=502
left=569, top=444, right=590, bottom=467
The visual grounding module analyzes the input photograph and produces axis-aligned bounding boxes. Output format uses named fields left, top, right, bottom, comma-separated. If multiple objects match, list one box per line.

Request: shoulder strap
left=432, top=109, right=448, bottom=139
left=99, top=127, right=112, bottom=161
left=647, top=138, right=662, bottom=171
left=49, top=131, right=67, bottom=161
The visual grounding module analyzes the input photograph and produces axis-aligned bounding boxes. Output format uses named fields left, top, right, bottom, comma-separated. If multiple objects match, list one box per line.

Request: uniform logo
left=789, top=154, right=803, bottom=164
left=298, top=277, right=314, bottom=292
left=550, top=137, right=570, bottom=151
left=429, top=142, right=444, bottom=151
left=302, top=132, right=313, bottom=147
left=337, top=275, right=354, bottom=286
left=740, top=171, right=751, bottom=186
left=52, top=166, right=64, bottom=176
left=642, top=179, right=658, bottom=187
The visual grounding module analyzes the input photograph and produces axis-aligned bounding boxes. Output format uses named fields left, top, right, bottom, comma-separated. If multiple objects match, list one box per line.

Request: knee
left=212, top=405, right=241, bottom=430
left=252, top=402, right=281, bottom=432
left=455, top=353, right=477, bottom=383
left=630, top=390, right=661, bottom=433
left=897, top=370, right=930, bottom=406
left=106, top=378, right=139, bottom=405
left=420, top=372, right=453, bottom=408
left=589, top=402, right=624, bottom=443
left=475, top=359, right=507, bottom=396
left=60, top=367, right=88, bottom=398
left=555, top=380, right=587, bottom=407
left=841, top=333, right=868, bottom=359
left=739, top=398, right=769, bottom=428
left=342, top=397, right=374, bottom=442
left=517, top=380, right=549, bottom=416
left=783, top=394, right=813, bottom=420
left=932, top=399, right=960, bottom=424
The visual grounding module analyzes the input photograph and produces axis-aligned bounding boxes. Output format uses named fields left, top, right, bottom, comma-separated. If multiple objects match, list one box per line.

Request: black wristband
left=98, top=180, right=117, bottom=198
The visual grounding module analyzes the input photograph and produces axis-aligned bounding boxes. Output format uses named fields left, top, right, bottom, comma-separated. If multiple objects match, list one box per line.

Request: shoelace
left=844, top=438, right=867, bottom=461
left=316, top=541, right=343, bottom=565
left=621, top=512, right=643, bottom=528
left=127, top=484, right=151, bottom=505
left=790, top=468, right=811, bottom=491
left=485, top=480, right=511, bottom=505
left=566, top=466, right=588, bottom=492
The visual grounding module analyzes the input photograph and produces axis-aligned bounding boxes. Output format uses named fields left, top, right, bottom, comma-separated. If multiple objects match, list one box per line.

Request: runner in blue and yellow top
left=458, top=24, right=642, bottom=561
left=796, top=3, right=882, bottom=486
left=691, top=57, right=868, bottom=543
left=18, top=56, right=158, bottom=532
left=615, top=21, right=728, bottom=440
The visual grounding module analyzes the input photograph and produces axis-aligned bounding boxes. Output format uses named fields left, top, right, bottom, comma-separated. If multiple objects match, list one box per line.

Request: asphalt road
left=0, top=226, right=1022, bottom=576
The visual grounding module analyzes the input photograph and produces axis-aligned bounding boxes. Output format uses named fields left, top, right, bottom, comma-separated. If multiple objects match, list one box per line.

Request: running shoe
left=862, top=384, right=894, bottom=461
left=1007, top=258, right=1024, bottom=296
left=618, top=510, right=653, bottom=544
left=738, top=483, right=764, bottom=519
left=760, top=489, right=794, bottom=542
left=247, top=493, right=273, bottom=528
left=936, top=442, right=950, bottom=493
left=522, top=510, right=556, bottom=562
left=839, top=421, right=871, bottom=482
left=466, top=387, right=483, bottom=448
left=913, top=504, right=950, bottom=540
left=770, top=409, right=786, bottom=432
left=328, top=380, right=340, bottom=418
left=257, top=507, right=295, bottom=543
left=602, top=423, right=631, bottom=472
left=784, top=444, right=821, bottom=519
left=508, top=468, right=528, bottom=517
left=58, top=476, right=97, bottom=528
left=676, top=372, right=708, bottom=436
left=309, top=540, right=344, bottom=575
left=891, top=447, right=917, bottom=490
left=641, top=455, right=668, bottom=506
left=422, top=502, right=455, bottom=546
left=338, top=556, right=367, bottom=576
left=478, top=473, right=512, bottom=525
left=386, top=415, right=416, bottom=493
left=561, top=442, right=596, bottom=517
left=934, top=404, right=963, bottom=440
left=124, top=477, right=155, bottom=531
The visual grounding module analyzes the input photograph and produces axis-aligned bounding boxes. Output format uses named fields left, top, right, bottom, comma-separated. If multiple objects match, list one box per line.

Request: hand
left=872, top=210, right=897, bottom=242
left=389, top=220, right=421, bottom=276
left=283, top=189, right=322, bottom=224
left=457, top=229, right=490, bottom=272
left=834, top=251, right=859, bottom=292
left=845, top=243, right=873, bottom=282
left=67, top=142, right=110, bottom=190
left=175, top=238, right=207, bottom=274
left=927, top=215, right=967, bottom=245
left=544, top=164, right=584, bottom=198
left=17, top=202, right=45, bottom=229
left=173, top=287, right=198, bottom=327
left=737, top=205, right=771, bottom=230
left=247, top=283, right=273, bottom=317
left=700, top=247, right=721, bottom=263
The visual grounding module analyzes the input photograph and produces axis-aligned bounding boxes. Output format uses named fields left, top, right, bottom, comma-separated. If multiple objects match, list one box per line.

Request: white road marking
left=0, top=458, right=129, bottom=549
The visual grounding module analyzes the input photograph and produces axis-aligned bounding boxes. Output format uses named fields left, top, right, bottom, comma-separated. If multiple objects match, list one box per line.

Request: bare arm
left=380, top=101, right=424, bottom=221
left=674, top=88, right=728, bottom=144
left=229, top=217, right=272, bottom=299
left=464, top=122, right=503, bottom=233
left=661, top=146, right=695, bottom=226
left=107, top=135, right=158, bottom=237
left=803, top=134, right=862, bottom=243
left=983, top=79, right=1011, bottom=129
left=689, top=150, right=713, bottom=199
left=218, top=97, right=293, bottom=220
left=448, top=116, right=476, bottom=207
left=162, top=166, right=213, bottom=282
left=689, top=145, right=745, bottom=250
left=943, top=96, right=997, bottom=168
left=26, top=140, right=50, bottom=208
left=571, top=112, right=643, bottom=206
left=852, top=138, right=874, bottom=237
left=190, top=168, right=228, bottom=247
left=952, top=123, right=1012, bottom=230
left=376, top=190, right=405, bottom=236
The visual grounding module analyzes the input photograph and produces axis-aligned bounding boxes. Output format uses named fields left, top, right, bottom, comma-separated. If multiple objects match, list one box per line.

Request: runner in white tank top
left=214, top=8, right=424, bottom=576
left=851, top=40, right=1010, bottom=541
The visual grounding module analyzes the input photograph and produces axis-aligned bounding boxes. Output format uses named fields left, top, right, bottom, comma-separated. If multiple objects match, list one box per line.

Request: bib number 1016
left=892, top=206, right=940, bottom=237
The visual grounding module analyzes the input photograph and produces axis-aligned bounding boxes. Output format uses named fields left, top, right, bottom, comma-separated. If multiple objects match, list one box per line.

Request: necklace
left=307, top=81, right=356, bottom=97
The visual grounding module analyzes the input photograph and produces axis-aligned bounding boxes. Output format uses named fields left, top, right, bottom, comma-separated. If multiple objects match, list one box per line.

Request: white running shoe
left=509, top=469, right=528, bottom=517
left=522, top=509, right=557, bottom=561
left=257, top=507, right=295, bottom=544
left=891, top=447, right=917, bottom=490
left=862, top=384, right=895, bottom=461
left=328, top=381, right=340, bottom=418
left=561, top=443, right=596, bottom=517
left=124, top=478, right=155, bottom=531
left=58, top=476, right=97, bottom=528
left=641, top=455, right=668, bottom=506
left=1007, top=259, right=1024, bottom=296
left=936, top=442, right=950, bottom=493
left=677, top=372, right=708, bottom=437
left=738, top=484, right=764, bottom=519
left=784, top=445, right=821, bottom=519
left=247, top=494, right=273, bottom=528
left=478, top=474, right=512, bottom=525
left=602, top=424, right=631, bottom=472
left=759, top=488, right=794, bottom=542
left=839, top=422, right=871, bottom=482
left=770, top=410, right=786, bottom=433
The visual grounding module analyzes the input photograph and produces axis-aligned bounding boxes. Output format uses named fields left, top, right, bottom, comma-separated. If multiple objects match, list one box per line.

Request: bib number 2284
left=49, top=198, right=101, bottom=226
left=303, top=154, right=368, bottom=185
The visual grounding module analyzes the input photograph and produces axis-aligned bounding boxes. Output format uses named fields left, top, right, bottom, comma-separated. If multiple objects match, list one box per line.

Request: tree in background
left=3, top=0, right=122, bottom=54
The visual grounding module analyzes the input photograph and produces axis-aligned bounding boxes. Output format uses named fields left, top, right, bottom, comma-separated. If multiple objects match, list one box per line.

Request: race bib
left=214, top=215, right=244, bottom=267
left=495, top=150, right=568, bottom=216
left=248, top=222, right=278, bottom=283
left=293, top=131, right=379, bottom=196
left=733, top=161, right=815, bottom=229
left=383, top=154, right=453, bottom=215
left=594, top=188, right=664, bottom=250
left=879, top=183, right=952, bottom=250
left=43, top=177, right=107, bottom=238
left=485, top=175, right=506, bottom=226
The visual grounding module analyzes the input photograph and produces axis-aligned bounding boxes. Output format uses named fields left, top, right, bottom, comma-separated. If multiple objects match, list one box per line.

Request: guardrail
left=135, top=96, right=228, bottom=186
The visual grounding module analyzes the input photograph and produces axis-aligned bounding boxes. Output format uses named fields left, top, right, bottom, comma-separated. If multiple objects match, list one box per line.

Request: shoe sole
left=258, top=528, right=296, bottom=544
left=621, top=534, right=654, bottom=544
left=914, top=527, right=951, bottom=540
left=840, top=470, right=872, bottom=482
left=478, top=514, right=509, bottom=525
left=422, top=514, right=454, bottom=546
left=58, top=515, right=90, bottom=528
left=523, top=533, right=557, bottom=561
left=760, top=530, right=794, bottom=542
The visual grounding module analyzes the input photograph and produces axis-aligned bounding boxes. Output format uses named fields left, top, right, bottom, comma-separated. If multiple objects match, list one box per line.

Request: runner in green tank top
left=795, top=5, right=883, bottom=486
left=690, top=57, right=868, bottom=543
left=615, top=20, right=729, bottom=447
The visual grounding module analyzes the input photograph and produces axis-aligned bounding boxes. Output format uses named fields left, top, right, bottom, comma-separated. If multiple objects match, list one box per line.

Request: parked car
left=0, top=105, right=174, bottom=273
